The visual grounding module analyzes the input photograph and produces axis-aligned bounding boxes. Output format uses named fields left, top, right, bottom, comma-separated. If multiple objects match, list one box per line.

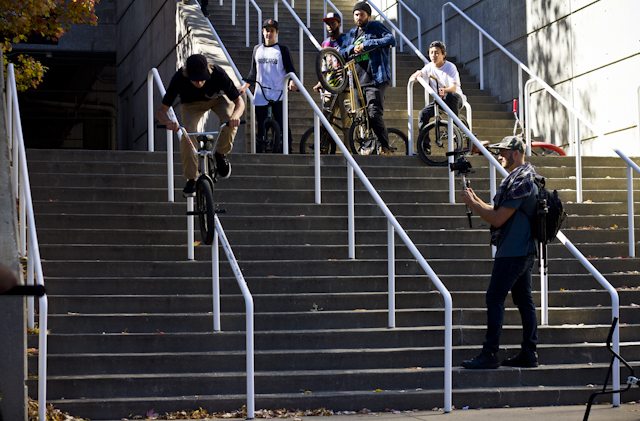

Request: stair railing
left=412, top=75, right=622, bottom=406
left=614, top=149, right=639, bottom=258
left=442, top=2, right=610, bottom=204
left=273, top=0, right=322, bottom=85
left=245, top=0, right=263, bottom=47
left=283, top=72, right=453, bottom=414
left=366, top=1, right=423, bottom=88
left=382, top=0, right=422, bottom=54
left=6, top=63, right=49, bottom=421
left=212, top=215, right=255, bottom=419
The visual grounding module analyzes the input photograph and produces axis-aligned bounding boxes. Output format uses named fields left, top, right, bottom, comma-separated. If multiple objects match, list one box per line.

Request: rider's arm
left=461, top=187, right=516, bottom=228
left=229, top=96, right=245, bottom=127
left=155, top=104, right=179, bottom=132
left=239, top=44, right=260, bottom=94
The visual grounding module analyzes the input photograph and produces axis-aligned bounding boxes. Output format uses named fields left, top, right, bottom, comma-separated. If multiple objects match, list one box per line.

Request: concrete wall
left=0, top=61, right=27, bottom=421
left=116, top=0, right=246, bottom=151
left=399, top=0, right=640, bottom=156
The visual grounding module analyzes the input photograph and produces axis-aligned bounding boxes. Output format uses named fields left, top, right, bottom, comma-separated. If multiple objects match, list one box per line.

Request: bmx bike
left=315, top=47, right=408, bottom=156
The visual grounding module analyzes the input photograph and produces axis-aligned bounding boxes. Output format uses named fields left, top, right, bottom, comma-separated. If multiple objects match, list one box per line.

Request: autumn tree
left=0, top=0, right=99, bottom=91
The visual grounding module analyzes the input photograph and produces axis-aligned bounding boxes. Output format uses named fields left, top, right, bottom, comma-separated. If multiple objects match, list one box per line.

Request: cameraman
left=460, top=136, right=539, bottom=369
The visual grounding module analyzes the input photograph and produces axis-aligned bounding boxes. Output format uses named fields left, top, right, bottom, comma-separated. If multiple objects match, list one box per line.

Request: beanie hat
left=352, top=1, right=372, bottom=15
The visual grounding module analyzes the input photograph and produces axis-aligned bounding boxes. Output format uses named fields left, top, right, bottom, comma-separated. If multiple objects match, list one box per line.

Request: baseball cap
left=353, top=1, right=372, bottom=15
left=322, top=12, right=341, bottom=23
left=488, top=136, right=525, bottom=153
left=185, top=54, right=210, bottom=81
left=262, top=18, right=278, bottom=30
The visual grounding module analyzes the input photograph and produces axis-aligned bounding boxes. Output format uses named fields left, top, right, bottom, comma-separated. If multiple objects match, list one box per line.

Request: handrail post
left=27, top=253, right=35, bottom=329
left=212, top=231, right=221, bottom=331
left=540, top=241, right=548, bottom=325
left=187, top=197, right=195, bottom=260
left=627, top=166, right=635, bottom=257
left=489, top=165, right=496, bottom=205
left=283, top=79, right=289, bottom=155
left=407, top=80, right=414, bottom=155
left=147, top=71, right=155, bottom=152
left=518, top=66, right=523, bottom=127
left=166, top=129, right=174, bottom=202
left=478, top=32, right=484, bottom=90
left=574, top=118, right=583, bottom=203
left=347, top=164, right=355, bottom=259
left=391, top=40, right=397, bottom=88
left=232, top=0, right=236, bottom=25
left=299, top=27, right=304, bottom=84
left=387, top=220, right=396, bottom=328
left=448, top=122, right=455, bottom=204
left=314, top=114, right=321, bottom=204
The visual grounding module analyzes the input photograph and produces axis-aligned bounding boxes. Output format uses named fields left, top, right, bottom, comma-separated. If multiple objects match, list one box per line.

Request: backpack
left=532, top=175, right=567, bottom=244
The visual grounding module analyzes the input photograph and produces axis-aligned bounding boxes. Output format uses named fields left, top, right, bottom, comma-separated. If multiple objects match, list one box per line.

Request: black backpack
left=532, top=175, right=567, bottom=244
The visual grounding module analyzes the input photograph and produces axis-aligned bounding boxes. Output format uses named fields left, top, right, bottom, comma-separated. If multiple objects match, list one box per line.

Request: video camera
left=446, top=150, right=474, bottom=228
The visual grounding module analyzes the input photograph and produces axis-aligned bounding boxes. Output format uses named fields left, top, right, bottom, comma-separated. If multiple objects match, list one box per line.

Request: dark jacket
left=340, top=20, right=395, bottom=85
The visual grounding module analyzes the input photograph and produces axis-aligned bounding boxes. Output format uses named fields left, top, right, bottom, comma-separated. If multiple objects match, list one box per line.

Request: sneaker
left=215, top=152, right=231, bottom=179
left=182, top=179, right=196, bottom=197
left=502, top=350, right=538, bottom=368
left=461, top=351, right=500, bottom=369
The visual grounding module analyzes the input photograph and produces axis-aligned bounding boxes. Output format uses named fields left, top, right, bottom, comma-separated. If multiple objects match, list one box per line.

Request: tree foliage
left=0, top=0, right=99, bottom=91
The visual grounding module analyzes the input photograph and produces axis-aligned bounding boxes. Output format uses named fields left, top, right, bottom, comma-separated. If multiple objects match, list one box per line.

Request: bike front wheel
left=263, top=119, right=282, bottom=153
left=315, top=48, right=348, bottom=95
left=387, top=128, right=409, bottom=156
left=416, top=120, right=465, bottom=166
left=347, top=120, right=377, bottom=155
left=299, top=126, right=337, bottom=155
left=195, top=177, right=215, bottom=245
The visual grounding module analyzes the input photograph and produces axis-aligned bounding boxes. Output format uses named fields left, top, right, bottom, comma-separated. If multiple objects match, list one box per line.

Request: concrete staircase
left=208, top=0, right=514, bottom=153
left=28, top=148, right=640, bottom=419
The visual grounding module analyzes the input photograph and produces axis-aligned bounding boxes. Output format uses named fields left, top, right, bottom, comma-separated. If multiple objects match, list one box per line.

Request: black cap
left=352, top=1, right=372, bottom=15
left=185, top=54, right=210, bottom=81
left=262, top=18, right=279, bottom=30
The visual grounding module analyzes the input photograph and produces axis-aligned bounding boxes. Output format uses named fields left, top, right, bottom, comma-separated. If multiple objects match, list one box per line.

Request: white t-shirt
left=418, top=61, right=466, bottom=103
left=246, top=43, right=296, bottom=106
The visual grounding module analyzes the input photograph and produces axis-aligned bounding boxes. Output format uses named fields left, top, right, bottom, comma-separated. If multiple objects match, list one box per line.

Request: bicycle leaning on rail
left=299, top=90, right=351, bottom=154
left=315, top=47, right=408, bottom=156
left=416, top=76, right=471, bottom=166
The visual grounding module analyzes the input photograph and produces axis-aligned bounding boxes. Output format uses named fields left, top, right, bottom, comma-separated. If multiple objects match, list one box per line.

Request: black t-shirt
left=161, top=64, right=241, bottom=106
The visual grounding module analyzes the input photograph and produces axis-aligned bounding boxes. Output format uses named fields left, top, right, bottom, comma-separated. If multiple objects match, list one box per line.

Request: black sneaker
left=215, top=152, right=231, bottom=179
left=461, top=351, right=500, bottom=369
left=502, top=350, right=538, bottom=368
left=182, top=179, right=196, bottom=197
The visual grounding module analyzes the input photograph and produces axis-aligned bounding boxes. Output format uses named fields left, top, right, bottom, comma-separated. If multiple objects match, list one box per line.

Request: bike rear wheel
left=387, top=128, right=409, bottom=156
left=316, top=48, right=348, bottom=95
left=195, top=177, right=215, bottom=245
left=299, top=126, right=337, bottom=154
left=417, top=120, right=466, bottom=166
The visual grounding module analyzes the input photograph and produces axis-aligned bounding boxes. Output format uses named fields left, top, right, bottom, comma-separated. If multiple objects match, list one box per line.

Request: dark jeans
left=363, top=83, right=389, bottom=149
left=419, top=93, right=462, bottom=129
left=255, top=101, right=292, bottom=153
left=482, top=254, right=538, bottom=354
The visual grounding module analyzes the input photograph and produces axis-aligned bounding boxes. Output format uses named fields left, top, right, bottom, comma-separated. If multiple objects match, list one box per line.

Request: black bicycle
left=416, top=76, right=470, bottom=166
left=315, top=47, right=408, bottom=156
left=176, top=121, right=244, bottom=244
left=244, top=78, right=286, bottom=153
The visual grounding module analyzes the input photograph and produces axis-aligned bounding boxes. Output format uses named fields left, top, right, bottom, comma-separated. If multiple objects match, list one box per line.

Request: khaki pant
left=180, top=97, right=237, bottom=180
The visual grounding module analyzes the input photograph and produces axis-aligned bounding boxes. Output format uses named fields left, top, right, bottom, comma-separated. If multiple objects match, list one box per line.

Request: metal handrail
left=411, top=70, right=622, bottom=406
left=283, top=72, right=453, bottom=413
left=212, top=215, right=255, bottom=419
left=396, top=0, right=421, bottom=54
left=245, top=0, right=262, bottom=48
left=273, top=0, right=322, bottom=85
left=7, top=63, right=49, bottom=421
left=442, top=1, right=609, bottom=204
left=614, top=149, right=639, bottom=257
left=365, top=1, right=424, bottom=88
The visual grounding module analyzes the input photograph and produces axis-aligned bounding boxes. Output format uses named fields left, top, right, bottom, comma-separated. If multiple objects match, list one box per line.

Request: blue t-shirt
left=495, top=190, right=538, bottom=257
